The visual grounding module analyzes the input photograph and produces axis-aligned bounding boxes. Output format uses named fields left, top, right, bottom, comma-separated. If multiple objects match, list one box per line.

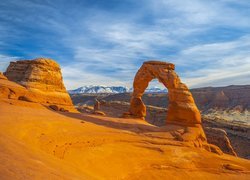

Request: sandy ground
left=0, top=98, right=250, bottom=180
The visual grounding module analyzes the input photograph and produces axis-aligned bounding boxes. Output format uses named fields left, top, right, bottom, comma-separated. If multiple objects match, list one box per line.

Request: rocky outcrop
left=0, top=73, right=27, bottom=99
left=5, top=58, right=66, bottom=92
left=203, top=117, right=250, bottom=159
left=204, top=127, right=237, bottom=156
left=1, top=58, right=75, bottom=111
left=192, top=85, right=250, bottom=111
left=125, top=61, right=201, bottom=126
left=122, top=61, right=223, bottom=153
left=4, top=58, right=72, bottom=105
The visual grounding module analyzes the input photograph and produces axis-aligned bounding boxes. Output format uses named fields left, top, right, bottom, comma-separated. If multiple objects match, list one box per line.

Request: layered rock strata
left=1, top=58, right=74, bottom=111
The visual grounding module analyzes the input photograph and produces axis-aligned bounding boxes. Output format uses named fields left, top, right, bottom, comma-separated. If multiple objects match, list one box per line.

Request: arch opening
left=142, top=80, right=168, bottom=126
left=125, top=61, right=201, bottom=126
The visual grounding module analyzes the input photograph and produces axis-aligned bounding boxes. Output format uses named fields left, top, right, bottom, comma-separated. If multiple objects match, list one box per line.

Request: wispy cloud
left=178, top=35, right=250, bottom=87
left=0, top=54, right=19, bottom=72
left=0, top=0, right=249, bottom=89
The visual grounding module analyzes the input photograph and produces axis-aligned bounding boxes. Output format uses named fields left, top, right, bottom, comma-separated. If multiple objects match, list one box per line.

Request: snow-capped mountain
left=68, top=86, right=129, bottom=94
left=144, top=86, right=167, bottom=93
left=68, top=86, right=167, bottom=94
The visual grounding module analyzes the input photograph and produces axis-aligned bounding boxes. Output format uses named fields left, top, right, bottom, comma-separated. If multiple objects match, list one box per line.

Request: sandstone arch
left=127, top=61, right=201, bottom=126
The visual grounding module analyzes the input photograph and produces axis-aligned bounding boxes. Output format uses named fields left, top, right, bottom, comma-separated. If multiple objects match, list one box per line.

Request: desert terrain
left=0, top=58, right=250, bottom=179
left=1, top=98, right=250, bottom=179
left=1, top=0, right=250, bottom=179
left=71, top=85, right=250, bottom=159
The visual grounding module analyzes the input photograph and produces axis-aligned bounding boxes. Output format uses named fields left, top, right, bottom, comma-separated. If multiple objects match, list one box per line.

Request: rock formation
left=123, top=61, right=223, bottom=152
left=126, top=61, right=201, bottom=126
left=0, top=72, right=28, bottom=99
left=1, top=58, right=74, bottom=111
left=204, top=127, right=237, bottom=156
left=94, top=98, right=100, bottom=111
left=5, top=58, right=66, bottom=92
left=70, top=86, right=250, bottom=158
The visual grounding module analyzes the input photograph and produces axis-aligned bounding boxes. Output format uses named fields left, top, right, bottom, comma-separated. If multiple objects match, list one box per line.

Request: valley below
left=70, top=85, right=250, bottom=159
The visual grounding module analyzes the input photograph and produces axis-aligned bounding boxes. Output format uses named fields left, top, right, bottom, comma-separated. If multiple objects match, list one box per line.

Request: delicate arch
left=128, top=61, right=201, bottom=126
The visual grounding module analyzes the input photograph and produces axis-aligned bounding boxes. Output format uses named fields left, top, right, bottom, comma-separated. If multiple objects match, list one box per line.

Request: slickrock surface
left=0, top=74, right=28, bottom=99
left=1, top=58, right=74, bottom=111
left=0, top=59, right=249, bottom=179
left=0, top=72, right=7, bottom=80
left=78, top=100, right=239, bottom=157
left=0, top=99, right=250, bottom=179
left=70, top=87, right=250, bottom=158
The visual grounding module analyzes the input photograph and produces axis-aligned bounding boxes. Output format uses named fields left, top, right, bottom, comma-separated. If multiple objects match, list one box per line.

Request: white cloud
left=148, top=0, right=250, bottom=28
left=62, top=66, right=130, bottom=90
left=0, top=54, right=19, bottom=72
left=61, top=0, right=250, bottom=88
left=178, top=35, right=250, bottom=87
left=0, top=0, right=249, bottom=89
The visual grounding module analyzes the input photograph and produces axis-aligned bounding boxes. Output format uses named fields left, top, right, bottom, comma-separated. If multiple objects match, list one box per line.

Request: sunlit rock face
left=3, top=58, right=73, bottom=106
left=0, top=72, right=7, bottom=80
left=123, top=61, right=226, bottom=154
left=5, top=58, right=66, bottom=92
left=127, top=60, right=201, bottom=126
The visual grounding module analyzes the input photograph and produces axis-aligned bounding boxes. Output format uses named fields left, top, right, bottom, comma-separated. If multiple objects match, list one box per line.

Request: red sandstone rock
left=0, top=77, right=27, bottom=99
left=126, top=60, right=201, bottom=126
left=49, top=105, right=60, bottom=111
left=4, top=58, right=73, bottom=106
left=0, top=58, right=75, bottom=112
left=92, top=110, right=106, bottom=116
left=0, top=72, right=7, bottom=80
left=123, top=60, right=219, bottom=151
left=205, top=127, right=237, bottom=156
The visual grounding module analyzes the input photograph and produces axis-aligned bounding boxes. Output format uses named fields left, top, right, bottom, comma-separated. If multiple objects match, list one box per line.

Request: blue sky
left=0, top=0, right=250, bottom=89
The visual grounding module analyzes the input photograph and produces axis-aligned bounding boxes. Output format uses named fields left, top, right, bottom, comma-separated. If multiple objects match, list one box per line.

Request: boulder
left=92, top=111, right=106, bottom=116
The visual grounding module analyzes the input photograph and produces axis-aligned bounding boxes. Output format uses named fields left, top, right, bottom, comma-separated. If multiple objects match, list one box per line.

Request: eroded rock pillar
left=160, top=71, right=201, bottom=126
left=128, top=64, right=154, bottom=119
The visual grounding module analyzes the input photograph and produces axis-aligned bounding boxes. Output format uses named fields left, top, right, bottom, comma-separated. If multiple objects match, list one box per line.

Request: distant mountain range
left=69, top=85, right=250, bottom=112
left=68, top=86, right=167, bottom=94
left=68, top=86, right=128, bottom=94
